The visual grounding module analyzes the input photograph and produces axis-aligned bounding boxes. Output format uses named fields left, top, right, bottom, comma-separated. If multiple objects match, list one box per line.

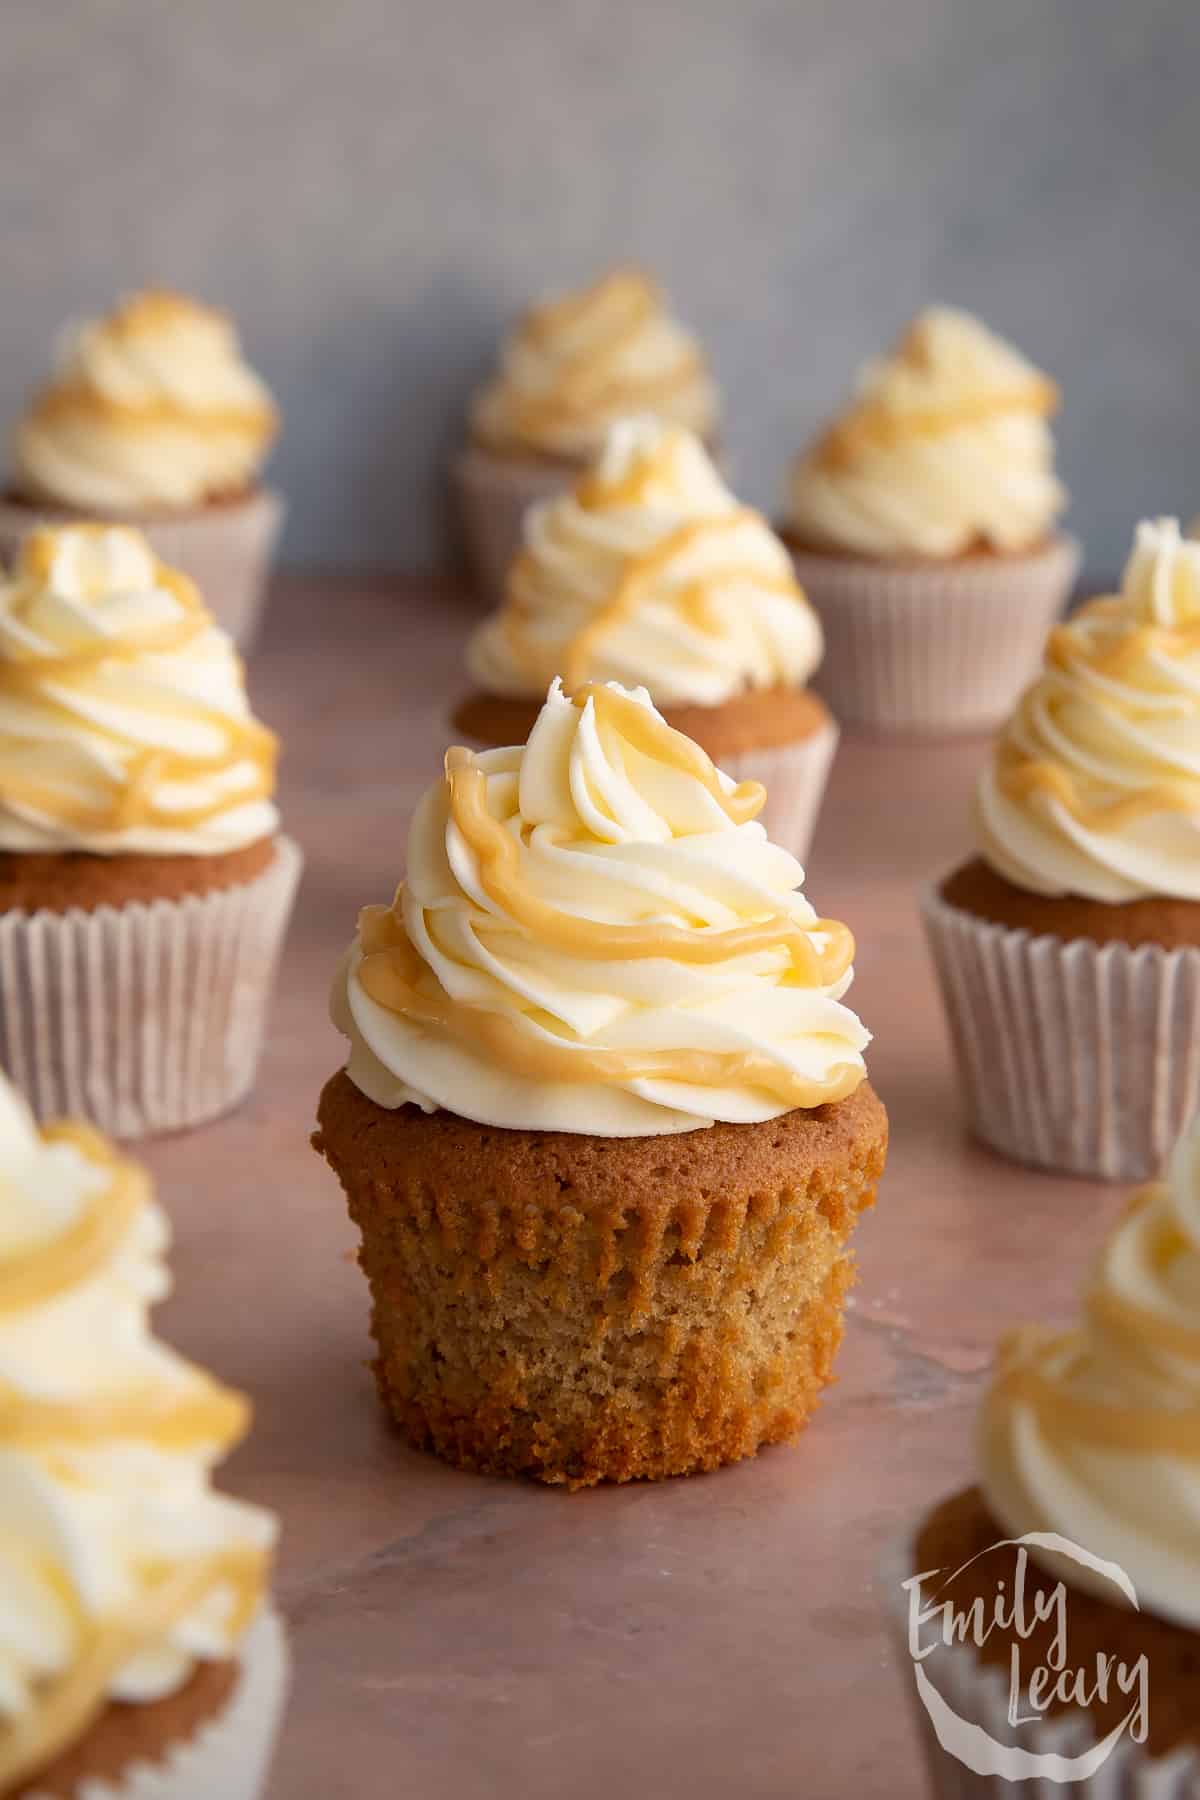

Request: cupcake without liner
left=315, top=679, right=887, bottom=1488
left=884, top=1114, right=1200, bottom=1795
left=0, top=524, right=300, bottom=1137
left=0, top=290, right=283, bottom=648
left=0, top=1075, right=287, bottom=1797
left=782, top=306, right=1077, bottom=733
left=454, top=267, right=719, bottom=606
left=455, top=417, right=836, bottom=860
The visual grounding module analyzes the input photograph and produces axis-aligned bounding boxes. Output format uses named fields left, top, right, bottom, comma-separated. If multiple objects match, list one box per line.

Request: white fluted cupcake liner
left=880, top=1533, right=1199, bottom=1798
left=452, top=446, right=580, bottom=608
left=787, top=535, right=1080, bottom=735
left=0, top=838, right=302, bottom=1139
left=0, top=491, right=285, bottom=650
left=719, top=717, right=839, bottom=863
left=921, top=883, right=1200, bottom=1182
left=24, top=1608, right=289, bottom=1800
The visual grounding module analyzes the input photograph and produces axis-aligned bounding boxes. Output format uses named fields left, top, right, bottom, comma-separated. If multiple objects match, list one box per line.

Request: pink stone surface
left=141, top=577, right=1129, bottom=1799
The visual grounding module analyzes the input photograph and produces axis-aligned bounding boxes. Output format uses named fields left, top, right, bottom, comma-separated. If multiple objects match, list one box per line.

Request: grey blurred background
left=2, top=0, right=1196, bottom=576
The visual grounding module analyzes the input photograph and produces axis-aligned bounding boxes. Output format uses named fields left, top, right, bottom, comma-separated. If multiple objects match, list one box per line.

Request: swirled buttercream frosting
left=981, top=1111, right=1200, bottom=1628
left=0, top=1073, right=276, bottom=1792
left=470, top=268, right=717, bottom=460
left=467, top=418, right=823, bottom=707
left=975, top=518, right=1200, bottom=902
left=0, top=523, right=279, bottom=856
left=13, top=289, right=277, bottom=513
left=333, top=679, right=868, bottom=1135
left=787, top=306, right=1066, bottom=558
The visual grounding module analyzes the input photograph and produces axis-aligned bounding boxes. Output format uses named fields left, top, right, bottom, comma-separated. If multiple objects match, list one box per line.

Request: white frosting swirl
left=14, top=290, right=277, bottom=513
left=471, top=268, right=717, bottom=460
left=334, top=680, right=868, bottom=1136
left=976, top=518, right=1200, bottom=902
left=787, top=307, right=1066, bottom=558
left=0, top=524, right=279, bottom=855
left=0, top=1074, right=275, bottom=1787
left=981, top=1112, right=1200, bottom=1629
left=468, top=419, right=823, bottom=707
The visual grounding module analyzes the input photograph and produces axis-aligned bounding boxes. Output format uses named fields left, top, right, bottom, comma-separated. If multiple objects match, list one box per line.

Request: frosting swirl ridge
left=787, top=306, right=1066, bottom=557
left=470, top=268, right=717, bottom=460
left=0, top=524, right=279, bottom=856
left=334, top=680, right=868, bottom=1135
left=975, top=518, right=1200, bottom=901
left=468, top=419, right=823, bottom=707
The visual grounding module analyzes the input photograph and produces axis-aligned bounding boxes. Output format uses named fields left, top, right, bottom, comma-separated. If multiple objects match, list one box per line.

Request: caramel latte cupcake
left=315, top=678, right=887, bottom=1487
left=0, top=290, right=282, bottom=646
left=0, top=523, right=301, bottom=1136
left=457, top=418, right=835, bottom=857
left=0, top=1072, right=287, bottom=1799
left=454, top=267, right=718, bottom=604
left=924, top=518, right=1200, bottom=1180
left=887, top=1112, right=1200, bottom=1794
left=783, top=307, right=1079, bottom=732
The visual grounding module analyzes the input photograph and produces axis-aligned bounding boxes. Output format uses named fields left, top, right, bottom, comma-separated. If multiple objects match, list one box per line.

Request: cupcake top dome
left=787, top=306, right=1066, bottom=558
left=981, top=1108, right=1200, bottom=1627
left=0, top=523, right=279, bottom=856
left=13, top=288, right=278, bottom=513
left=469, top=267, right=718, bottom=461
left=467, top=417, right=823, bottom=707
left=0, top=1071, right=277, bottom=1792
left=975, top=518, right=1200, bottom=902
left=333, top=679, right=869, bottom=1135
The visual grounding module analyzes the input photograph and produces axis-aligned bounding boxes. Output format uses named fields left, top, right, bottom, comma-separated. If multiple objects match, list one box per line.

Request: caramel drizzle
left=817, top=378, right=1058, bottom=467
left=0, top=1122, right=144, bottom=1312
left=0, top=1549, right=267, bottom=1794
left=995, top=1341, right=1200, bottom=1457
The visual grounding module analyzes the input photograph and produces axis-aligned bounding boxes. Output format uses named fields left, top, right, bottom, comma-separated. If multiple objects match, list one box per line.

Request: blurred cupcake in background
left=783, top=306, right=1079, bottom=733
left=454, top=266, right=719, bottom=604
left=886, top=1110, right=1200, bottom=1794
left=455, top=417, right=835, bottom=857
left=923, top=517, right=1200, bottom=1181
left=0, top=289, right=282, bottom=647
left=0, top=1071, right=287, bottom=1799
left=0, top=523, right=301, bottom=1137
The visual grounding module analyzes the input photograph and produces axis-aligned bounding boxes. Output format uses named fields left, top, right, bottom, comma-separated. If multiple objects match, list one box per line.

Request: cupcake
left=0, top=1072, right=287, bottom=1798
left=923, top=517, right=1200, bottom=1182
left=314, top=678, right=887, bottom=1487
left=887, top=1112, right=1200, bottom=1795
left=0, top=523, right=301, bottom=1137
left=454, top=266, right=718, bottom=605
left=456, top=418, right=836, bottom=857
left=0, top=290, right=282, bottom=647
left=783, top=306, right=1079, bottom=733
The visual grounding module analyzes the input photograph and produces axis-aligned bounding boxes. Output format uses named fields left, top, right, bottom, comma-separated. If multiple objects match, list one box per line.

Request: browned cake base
left=941, top=856, right=1200, bottom=951
left=9, top=1658, right=237, bottom=1800
left=915, top=1487, right=1200, bottom=1760
left=313, top=1072, right=888, bottom=1489
left=778, top=525, right=1059, bottom=566
left=452, top=684, right=833, bottom=760
left=3, top=483, right=263, bottom=523
left=0, top=836, right=279, bottom=914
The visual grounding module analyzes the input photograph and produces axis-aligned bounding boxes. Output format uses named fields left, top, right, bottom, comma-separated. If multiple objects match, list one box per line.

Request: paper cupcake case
left=23, top=1608, right=290, bottom=1800
left=880, top=1535, right=1200, bottom=1799
left=0, top=838, right=302, bottom=1139
left=921, top=884, right=1200, bottom=1183
left=452, top=447, right=578, bottom=608
left=0, top=491, right=285, bottom=650
left=718, top=717, right=839, bottom=863
left=788, top=536, right=1081, bottom=735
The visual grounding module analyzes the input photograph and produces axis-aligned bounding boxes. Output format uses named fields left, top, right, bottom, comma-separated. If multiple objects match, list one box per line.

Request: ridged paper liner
left=451, top=446, right=579, bottom=609
left=880, top=1533, right=1199, bottom=1798
left=718, top=717, right=839, bottom=862
left=787, top=535, right=1080, bottom=734
left=0, top=491, right=285, bottom=650
left=921, top=883, right=1200, bottom=1182
left=0, top=838, right=302, bottom=1139
left=24, top=1608, right=289, bottom=1800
